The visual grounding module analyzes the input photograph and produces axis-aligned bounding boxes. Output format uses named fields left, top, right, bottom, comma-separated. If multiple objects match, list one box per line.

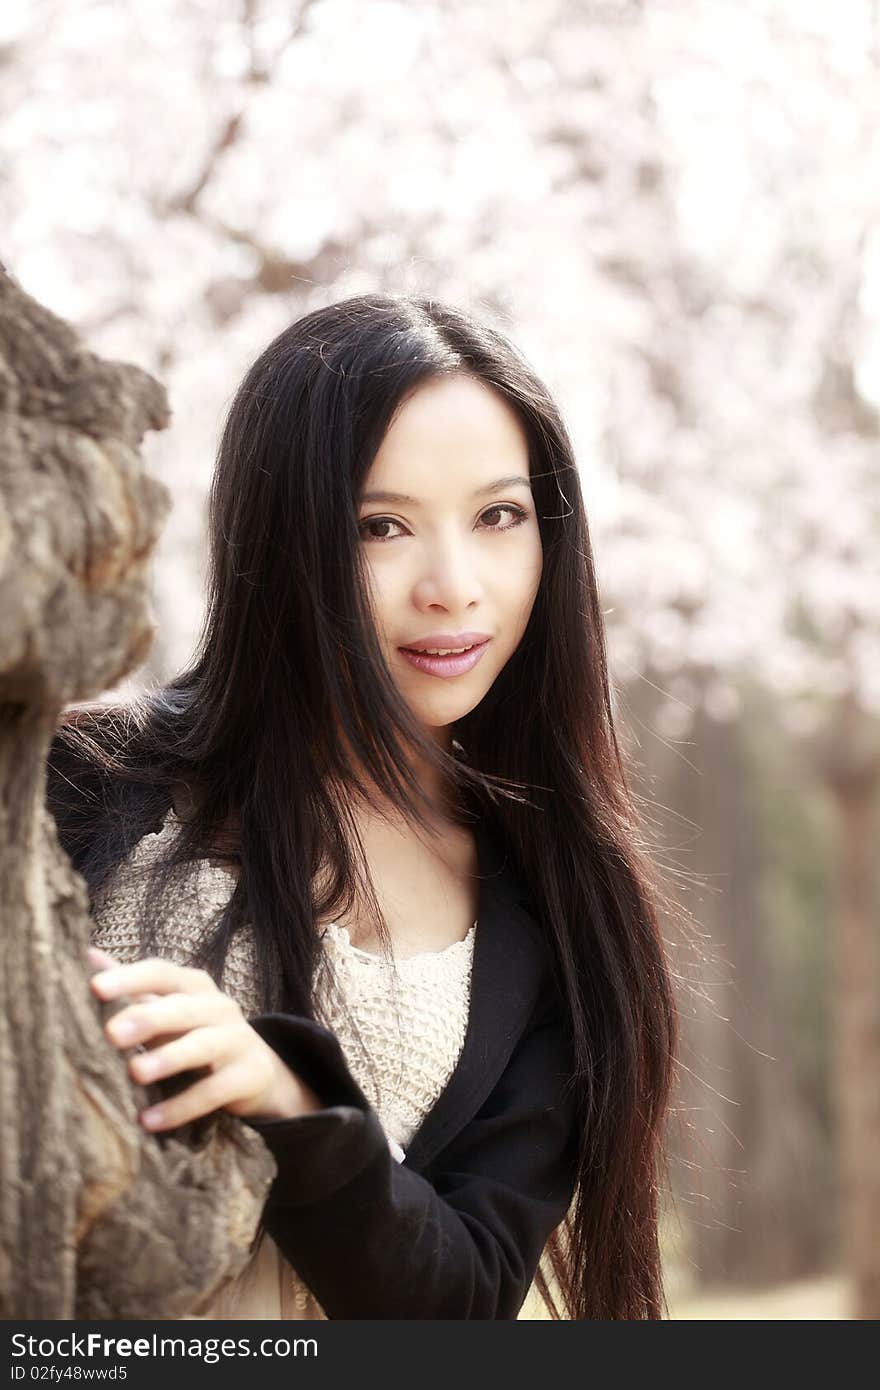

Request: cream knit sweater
left=89, top=809, right=476, bottom=1319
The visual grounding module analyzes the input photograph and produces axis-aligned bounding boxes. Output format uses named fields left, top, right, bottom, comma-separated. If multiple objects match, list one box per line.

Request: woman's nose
left=412, top=534, right=484, bottom=609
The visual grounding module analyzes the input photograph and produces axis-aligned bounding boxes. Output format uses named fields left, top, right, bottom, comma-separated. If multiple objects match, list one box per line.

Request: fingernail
left=141, top=1107, right=164, bottom=1129
left=92, top=972, right=123, bottom=995
left=133, top=1053, right=158, bottom=1079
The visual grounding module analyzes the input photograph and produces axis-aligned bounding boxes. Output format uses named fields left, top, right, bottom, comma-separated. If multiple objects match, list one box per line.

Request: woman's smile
left=397, top=637, right=492, bottom=678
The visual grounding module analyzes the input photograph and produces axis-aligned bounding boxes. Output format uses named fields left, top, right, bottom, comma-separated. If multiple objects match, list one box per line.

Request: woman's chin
left=409, top=694, right=485, bottom=733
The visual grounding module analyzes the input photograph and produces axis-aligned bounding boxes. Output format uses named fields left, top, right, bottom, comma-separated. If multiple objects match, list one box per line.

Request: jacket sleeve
left=243, top=988, right=578, bottom=1320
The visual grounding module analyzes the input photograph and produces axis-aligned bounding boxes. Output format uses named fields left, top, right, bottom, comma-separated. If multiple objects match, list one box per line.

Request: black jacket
left=242, top=815, right=579, bottom=1320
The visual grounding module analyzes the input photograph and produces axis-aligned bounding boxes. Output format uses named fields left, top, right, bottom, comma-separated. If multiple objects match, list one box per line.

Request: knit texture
left=89, top=809, right=476, bottom=1320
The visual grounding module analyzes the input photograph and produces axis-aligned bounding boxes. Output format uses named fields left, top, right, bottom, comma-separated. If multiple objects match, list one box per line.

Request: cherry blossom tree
left=3, top=0, right=877, bottom=1313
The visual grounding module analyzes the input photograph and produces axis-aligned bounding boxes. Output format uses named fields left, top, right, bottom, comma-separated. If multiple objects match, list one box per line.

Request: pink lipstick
left=398, top=638, right=491, bottom=679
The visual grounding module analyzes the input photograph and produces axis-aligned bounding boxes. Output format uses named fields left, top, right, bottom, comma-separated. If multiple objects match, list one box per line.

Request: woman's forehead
left=364, top=377, right=530, bottom=494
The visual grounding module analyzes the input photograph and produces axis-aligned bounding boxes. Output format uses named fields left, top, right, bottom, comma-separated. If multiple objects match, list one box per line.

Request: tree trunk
left=821, top=692, right=880, bottom=1319
left=0, top=263, right=275, bottom=1318
left=623, top=675, right=829, bottom=1288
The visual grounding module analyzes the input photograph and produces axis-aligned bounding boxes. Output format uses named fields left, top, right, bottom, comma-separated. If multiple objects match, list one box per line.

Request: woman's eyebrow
left=359, top=474, right=532, bottom=505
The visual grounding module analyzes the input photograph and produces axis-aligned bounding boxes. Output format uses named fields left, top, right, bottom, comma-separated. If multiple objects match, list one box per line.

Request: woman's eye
left=358, top=505, right=529, bottom=543
left=479, top=504, right=529, bottom=531
left=360, top=517, right=404, bottom=542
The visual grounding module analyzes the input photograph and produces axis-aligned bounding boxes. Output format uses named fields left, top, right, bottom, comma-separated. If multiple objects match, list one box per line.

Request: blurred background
left=3, top=0, right=877, bottom=1319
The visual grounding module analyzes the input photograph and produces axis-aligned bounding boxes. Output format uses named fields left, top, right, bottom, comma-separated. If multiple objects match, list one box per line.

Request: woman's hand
left=86, top=948, right=323, bottom=1132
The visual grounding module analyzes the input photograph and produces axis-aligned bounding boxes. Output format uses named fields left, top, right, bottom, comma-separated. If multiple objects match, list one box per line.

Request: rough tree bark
left=0, top=264, right=275, bottom=1319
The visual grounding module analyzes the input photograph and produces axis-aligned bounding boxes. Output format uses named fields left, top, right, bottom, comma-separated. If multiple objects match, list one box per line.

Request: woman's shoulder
left=472, top=809, right=541, bottom=925
left=89, top=806, right=257, bottom=1006
left=90, top=805, right=221, bottom=928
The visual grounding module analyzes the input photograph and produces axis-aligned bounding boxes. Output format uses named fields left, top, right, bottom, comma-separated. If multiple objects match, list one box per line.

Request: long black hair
left=48, top=293, right=679, bottom=1319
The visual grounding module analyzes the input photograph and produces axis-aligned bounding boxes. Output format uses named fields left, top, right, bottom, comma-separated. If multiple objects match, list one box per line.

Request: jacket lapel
left=402, top=814, right=550, bottom=1172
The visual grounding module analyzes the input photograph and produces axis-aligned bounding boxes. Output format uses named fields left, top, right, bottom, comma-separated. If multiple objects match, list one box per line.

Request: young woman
left=47, top=294, right=679, bottom=1320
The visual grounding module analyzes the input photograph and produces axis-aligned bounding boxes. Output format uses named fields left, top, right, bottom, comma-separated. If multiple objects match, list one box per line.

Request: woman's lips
left=397, top=639, right=491, bottom=678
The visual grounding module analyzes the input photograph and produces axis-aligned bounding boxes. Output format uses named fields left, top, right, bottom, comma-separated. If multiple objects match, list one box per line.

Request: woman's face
left=358, top=373, right=543, bottom=740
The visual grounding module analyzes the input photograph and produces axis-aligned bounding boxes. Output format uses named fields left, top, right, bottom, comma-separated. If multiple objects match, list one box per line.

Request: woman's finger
left=127, top=1025, right=238, bottom=1087
left=103, top=991, right=238, bottom=1049
left=139, top=1065, right=252, bottom=1132
left=90, top=958, right=218, bottom=1002
left=88, top=949, right=169, bottom=1048
left=86, top=946, right=120, bottom=974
